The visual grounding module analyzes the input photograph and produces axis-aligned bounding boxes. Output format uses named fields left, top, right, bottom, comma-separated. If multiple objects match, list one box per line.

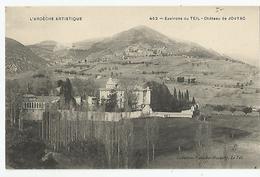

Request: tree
left=59, top=78, right=76, bottom=109
left=57, top=80, right=63, bottom=87
left=185, top=90, right=190, bottom=101
left=125, top=90, right=138, bottom=111
left=105, top=89, right=118, bottom=112
left=229, top=107, right=236, bottom=115
left=6, top=127, right=46, bottom=169
left=173, top=87, right=177, bottom=99
left=6, top=80, right=25, bottom=126
left=178, top=90, right=182, bottom=101
left=242, top=107, right=252, bottom=116
left=67, top=138, right=107, bottom=168
left=71, top=78, right=98, bottom=97
left=214, top=105, right=225, bottom=113
left=145, top=81, right=174, bottom=112
left=145, top=81, right=193, bottom=112
left=191, top=97, right=196, bottom=104
left=64, top=78, right=73, bottom=104
left=31, top=77, right=54, bottom=96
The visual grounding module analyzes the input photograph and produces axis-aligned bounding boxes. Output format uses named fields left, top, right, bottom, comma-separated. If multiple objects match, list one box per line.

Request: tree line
left=145, top=81, right=196, bottom=112
left=206, top=104, right=256, bottom=116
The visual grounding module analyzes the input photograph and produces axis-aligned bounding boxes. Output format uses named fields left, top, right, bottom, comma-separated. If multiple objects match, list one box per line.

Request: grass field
left=148, top=114, right=260, bottom=168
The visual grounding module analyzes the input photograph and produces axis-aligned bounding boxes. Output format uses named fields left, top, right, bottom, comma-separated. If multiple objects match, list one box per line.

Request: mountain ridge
left=69, top=25, right=224, bottom=61
left=7, top=25, right=256, bottom=72
left=5, top=37, right=48, bottom=74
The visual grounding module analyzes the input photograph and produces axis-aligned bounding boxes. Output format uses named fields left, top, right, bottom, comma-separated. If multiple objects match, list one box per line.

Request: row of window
left=23, top=102, right=45, bottom=109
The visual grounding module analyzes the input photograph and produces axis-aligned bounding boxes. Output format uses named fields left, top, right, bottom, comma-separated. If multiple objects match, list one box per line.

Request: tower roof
left=106, top=77, right=119, bottom=89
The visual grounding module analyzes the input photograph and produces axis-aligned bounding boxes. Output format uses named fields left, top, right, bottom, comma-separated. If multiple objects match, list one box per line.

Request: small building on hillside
left=177, top=76, right=185, bottom=83
left=188, top=77, right=196, bottom=84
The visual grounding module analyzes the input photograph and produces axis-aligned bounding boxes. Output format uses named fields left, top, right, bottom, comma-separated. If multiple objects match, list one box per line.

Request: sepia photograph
left=4, top=6, right=260, bottom=169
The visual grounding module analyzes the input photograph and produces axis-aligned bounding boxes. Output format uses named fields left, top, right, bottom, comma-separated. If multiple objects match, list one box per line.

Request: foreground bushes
left=205, top=104, right=253, bottom=116
left=66, top=138, right=107, bottom=168
left=6, top=126, right=47, bottom=169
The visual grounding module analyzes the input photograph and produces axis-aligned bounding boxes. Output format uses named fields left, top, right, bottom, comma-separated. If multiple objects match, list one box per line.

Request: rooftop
left=23, top=94, right=60, bottom=103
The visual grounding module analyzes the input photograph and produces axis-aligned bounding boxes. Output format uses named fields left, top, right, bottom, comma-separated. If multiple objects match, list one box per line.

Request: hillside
left=28, top=40, right=70, bottom=64
left=70, top=25, right=222, bottom=61
left=7, top=25, right=259, bottom=106
left=5, top=37, right=48, bottom=74
left=48, top=26, right=259, bottom=106
left=25, top=26, right=239, bottom=64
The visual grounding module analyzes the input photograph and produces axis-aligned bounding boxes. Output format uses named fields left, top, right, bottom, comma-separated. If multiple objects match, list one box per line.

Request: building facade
left=132, top=85, right=151, bottom=110
left=21, top=94, right=60, bottom=120
left=99, top=78, right=151, bottom=110
left=99, top=78, right=125, bottom=109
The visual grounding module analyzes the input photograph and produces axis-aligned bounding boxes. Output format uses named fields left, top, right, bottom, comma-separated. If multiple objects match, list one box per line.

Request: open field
left=148, top=114, right=260, bottom=168
left=167, top=83, right=260, bottom=106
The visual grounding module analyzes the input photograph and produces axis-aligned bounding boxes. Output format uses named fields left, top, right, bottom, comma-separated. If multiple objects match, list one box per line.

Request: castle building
left=132, top=85, right=151, bottom=110
left=99, top=78, right=125, bottom=109
left=99, top=78, right=151, bottom=110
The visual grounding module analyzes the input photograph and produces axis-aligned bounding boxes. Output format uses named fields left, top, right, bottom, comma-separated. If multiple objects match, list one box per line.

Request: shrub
left=67, top=138, right=107, bottom=167
left=213, top=105, right=225, bottom=112
left=229, top=107, right=236, bottom=114
left=242, top=107, right=252, bottom=116
left=32, top=73, right=45, bottom=78
left=6, top=127, right=46, bottom=169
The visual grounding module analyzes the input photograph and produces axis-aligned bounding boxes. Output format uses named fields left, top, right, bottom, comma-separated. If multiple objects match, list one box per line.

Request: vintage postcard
left=4, top=6, right=260, bottom=169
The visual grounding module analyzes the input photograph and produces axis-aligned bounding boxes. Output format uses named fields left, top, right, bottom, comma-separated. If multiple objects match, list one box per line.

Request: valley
left=5, top=26, right=260, bottom=108
left=5, top=19, right=260, bottom=169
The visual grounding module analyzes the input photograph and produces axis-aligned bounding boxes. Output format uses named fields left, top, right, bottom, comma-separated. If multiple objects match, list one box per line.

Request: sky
left=5, top=6, right=260, bottom=65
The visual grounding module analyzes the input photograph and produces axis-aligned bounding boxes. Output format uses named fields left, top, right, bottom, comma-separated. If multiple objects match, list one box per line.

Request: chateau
left=99, top=78, right=151, bottom=111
